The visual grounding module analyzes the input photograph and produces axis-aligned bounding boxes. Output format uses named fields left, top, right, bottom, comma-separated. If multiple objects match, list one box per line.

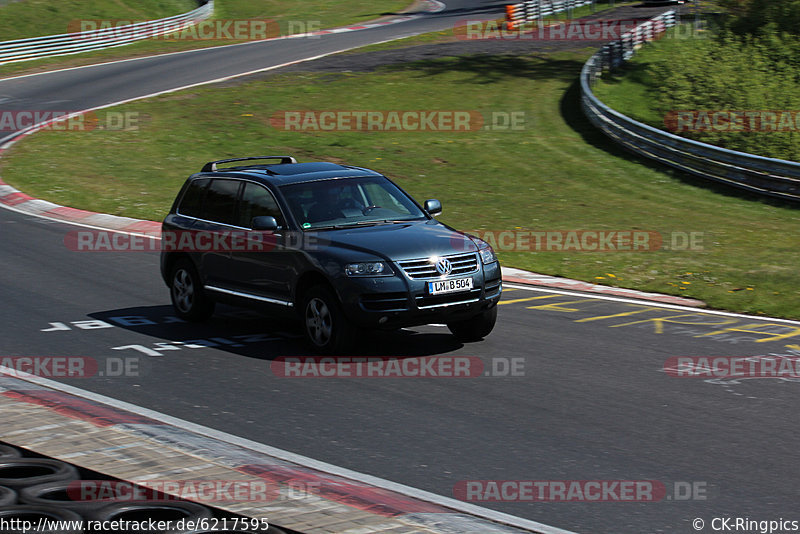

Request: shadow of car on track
left=87, top=305, right=464, bottom=362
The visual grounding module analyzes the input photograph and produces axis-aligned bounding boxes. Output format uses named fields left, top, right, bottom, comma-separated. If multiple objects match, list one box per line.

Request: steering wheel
left=339, top=198, right=363, bottom=210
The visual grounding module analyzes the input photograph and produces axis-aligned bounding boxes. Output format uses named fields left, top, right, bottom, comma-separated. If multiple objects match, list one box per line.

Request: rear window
left=203, top=179, right=241, bottom=226
left=177, top=178, right=210, bottom=218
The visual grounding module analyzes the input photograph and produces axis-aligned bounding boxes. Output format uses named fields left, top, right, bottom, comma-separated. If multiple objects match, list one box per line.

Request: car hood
left=313, top=220, right=477, bottom=260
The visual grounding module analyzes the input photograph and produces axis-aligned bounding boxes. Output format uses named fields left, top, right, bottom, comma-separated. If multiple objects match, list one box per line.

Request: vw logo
left=435, top=257, right=452, bottom=276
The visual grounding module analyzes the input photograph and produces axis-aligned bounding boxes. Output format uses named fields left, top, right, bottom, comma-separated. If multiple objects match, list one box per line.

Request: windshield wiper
left=307, top=221, right=381, bottom=230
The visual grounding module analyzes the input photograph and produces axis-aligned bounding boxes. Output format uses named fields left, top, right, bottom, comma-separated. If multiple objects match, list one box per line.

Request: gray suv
left=160, top=156, right=502, bottom=352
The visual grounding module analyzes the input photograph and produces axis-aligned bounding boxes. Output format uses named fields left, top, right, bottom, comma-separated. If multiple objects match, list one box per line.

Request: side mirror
left=251, top=216, right=279, bottom=231
left=424, top=199, right=442, bottom=217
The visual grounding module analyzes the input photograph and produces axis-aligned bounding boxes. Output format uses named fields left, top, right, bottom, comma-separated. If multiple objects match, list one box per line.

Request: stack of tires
left=0, top=443, right=285, bottom=534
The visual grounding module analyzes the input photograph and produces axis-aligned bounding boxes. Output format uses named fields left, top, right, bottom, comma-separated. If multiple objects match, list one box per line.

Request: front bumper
left=337, top=261, right=502, bottom=328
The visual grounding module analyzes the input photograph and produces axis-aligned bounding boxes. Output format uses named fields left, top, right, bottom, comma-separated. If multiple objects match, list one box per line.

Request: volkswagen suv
left=160, top=156, right=502, bottom=352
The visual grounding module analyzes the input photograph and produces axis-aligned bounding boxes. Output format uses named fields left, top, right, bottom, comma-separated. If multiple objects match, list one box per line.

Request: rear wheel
left=447, top=306, right=497, bottom=342
left=302, top=286, right=354, bottom=354
left=170, top=259, right=215, bottom=321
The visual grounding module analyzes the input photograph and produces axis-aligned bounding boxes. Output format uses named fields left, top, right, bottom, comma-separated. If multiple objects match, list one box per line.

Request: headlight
left=345, top=261, right=391, bottom=276
left=474, top=238, right=497, bottom=264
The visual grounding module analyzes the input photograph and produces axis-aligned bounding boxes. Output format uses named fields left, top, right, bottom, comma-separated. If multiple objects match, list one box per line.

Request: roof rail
left=201, top=156, right=297, bottom=172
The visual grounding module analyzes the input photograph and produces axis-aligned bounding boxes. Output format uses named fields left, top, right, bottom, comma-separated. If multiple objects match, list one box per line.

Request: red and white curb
left=299, top=0, right=445, bottom=36
left=502, top=267, right=706, bottom=307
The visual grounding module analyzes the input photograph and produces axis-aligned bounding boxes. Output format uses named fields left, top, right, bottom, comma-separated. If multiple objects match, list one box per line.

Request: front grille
left=397, top=252, right=479, bottom=280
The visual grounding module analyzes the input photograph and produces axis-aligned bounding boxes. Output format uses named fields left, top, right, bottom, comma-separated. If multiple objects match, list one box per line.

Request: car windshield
left=281, top=176, right=427, bottom=229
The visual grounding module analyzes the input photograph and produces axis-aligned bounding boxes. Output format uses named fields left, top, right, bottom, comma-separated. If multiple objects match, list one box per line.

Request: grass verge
left=2, top=48, right=799, bottom=318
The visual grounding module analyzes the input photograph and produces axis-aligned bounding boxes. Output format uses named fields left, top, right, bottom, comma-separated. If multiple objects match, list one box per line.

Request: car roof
left=193, top=161, right=383, bottom=186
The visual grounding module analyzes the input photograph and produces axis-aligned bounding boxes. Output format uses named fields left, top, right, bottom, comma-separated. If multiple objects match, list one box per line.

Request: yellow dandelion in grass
left=679, top=287, right=687, bottom=290
left=681, top=281, right=691, bottom=285
left=686, top=272, right=693, bottom=275
left=240, top=113, right=254, bottom=117
left=746, top=287, right=754, bottom=291
left=606, top=273, right=616, bottom=278
left=595, top=276, right=605, bottom=280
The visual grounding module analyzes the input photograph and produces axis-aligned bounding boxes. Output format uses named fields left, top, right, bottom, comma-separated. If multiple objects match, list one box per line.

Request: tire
left=0, top=445, right=21, bottom=458
left=20, top=480, right=116, bottom=514
left=0, top=505, right=83, bottom=534
left=88, top=501, right=213, bottom=532
left=447, top=306, right=497, bottom=342
left=301, top=285, right=355, bottom=354
left=0, top=485, right=17, bottom=507
left=0, top=459, right=79, bottom=490
left=170, top=259, right=215, bottom=321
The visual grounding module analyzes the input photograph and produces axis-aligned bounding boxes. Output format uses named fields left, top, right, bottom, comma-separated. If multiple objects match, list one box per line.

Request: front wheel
left=302, top=286, right=355, bottom=354
left=447, top=306, right=497, bottom=342
left=169, top=259, right=215, bottom=321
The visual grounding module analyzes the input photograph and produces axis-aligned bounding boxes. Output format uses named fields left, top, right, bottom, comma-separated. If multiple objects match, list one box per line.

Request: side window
left=177, top=178, right=210, bottom=218
left=203, top=179, right=241, bottom=226
left=238, top=183, right=283, bottom=228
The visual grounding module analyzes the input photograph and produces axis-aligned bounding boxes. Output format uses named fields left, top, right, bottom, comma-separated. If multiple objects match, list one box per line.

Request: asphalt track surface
left=2, top=1, right=799, bottom=533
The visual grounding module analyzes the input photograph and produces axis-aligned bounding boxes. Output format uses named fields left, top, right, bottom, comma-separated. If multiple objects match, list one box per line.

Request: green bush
left=719, top=0, right=800, bottom=36
left=645, top=31, right=800, bottom=161
left=597, top=25, right=800, bottom=162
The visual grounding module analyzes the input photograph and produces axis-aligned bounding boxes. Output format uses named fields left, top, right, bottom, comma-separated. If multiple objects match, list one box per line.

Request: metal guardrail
left=0, top=1, right=214, bottom=65
left=580, top=10, right=800, bottom=202
left=506, top=0, right=594, bottom=29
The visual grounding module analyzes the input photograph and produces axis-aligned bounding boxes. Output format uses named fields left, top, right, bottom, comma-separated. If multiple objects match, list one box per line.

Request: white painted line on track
left=1, top=366, right=577, bottom=534
left=503, top=283, right=800, bottom=327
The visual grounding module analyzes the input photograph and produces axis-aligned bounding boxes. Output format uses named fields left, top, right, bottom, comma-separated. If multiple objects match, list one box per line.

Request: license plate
left=428, top=277, right=473, bottom=295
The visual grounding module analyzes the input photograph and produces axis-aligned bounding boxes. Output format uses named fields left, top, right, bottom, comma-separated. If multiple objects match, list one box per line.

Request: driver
left=306, top=184, right=345, bottom=223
